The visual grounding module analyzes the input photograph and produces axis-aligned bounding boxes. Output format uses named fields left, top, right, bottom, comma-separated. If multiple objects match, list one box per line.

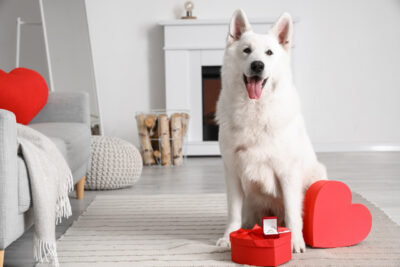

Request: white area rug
left=38, top=193, right=400, bottom=266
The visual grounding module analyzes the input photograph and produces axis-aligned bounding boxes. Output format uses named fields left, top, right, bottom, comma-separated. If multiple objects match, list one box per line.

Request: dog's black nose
left=251, top=61, right=264, bottom=74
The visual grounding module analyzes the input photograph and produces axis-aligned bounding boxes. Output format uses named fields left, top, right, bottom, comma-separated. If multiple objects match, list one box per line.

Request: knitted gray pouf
left=86, top=136, right=143, bottom=190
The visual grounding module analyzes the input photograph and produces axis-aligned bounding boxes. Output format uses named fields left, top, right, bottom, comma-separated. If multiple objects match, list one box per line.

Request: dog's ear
left=270, top=12, right=292, bottom=51
left=227, top=9, right=252, bottom=45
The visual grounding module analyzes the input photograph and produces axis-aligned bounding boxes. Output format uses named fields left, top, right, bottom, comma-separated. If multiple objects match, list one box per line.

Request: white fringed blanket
left=17, top=124, right=73, bottom=267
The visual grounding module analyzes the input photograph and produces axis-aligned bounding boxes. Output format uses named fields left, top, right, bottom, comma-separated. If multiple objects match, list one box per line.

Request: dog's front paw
left=216, top=236, right=231, bottom=247
left=291, top=235, right=306, bottom=253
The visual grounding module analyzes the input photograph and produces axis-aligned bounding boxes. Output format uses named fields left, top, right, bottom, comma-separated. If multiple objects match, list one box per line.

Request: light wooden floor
left=4, top=152, right=400, bottom=267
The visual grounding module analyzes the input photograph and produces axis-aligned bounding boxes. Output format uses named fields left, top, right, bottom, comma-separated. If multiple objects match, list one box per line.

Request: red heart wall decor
left=0, top=68, right=48, bottom=124
left=303, top=180, right=372, bottom=248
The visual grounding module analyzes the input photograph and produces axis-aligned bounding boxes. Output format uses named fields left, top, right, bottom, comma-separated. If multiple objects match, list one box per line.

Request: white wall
left=85, top=0, right=400, bottom=151
left=0, top=0, right=49, bottom=84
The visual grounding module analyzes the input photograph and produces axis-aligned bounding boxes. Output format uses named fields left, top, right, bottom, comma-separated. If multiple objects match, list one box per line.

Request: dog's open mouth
left=243, top=74, right=267, bottom=100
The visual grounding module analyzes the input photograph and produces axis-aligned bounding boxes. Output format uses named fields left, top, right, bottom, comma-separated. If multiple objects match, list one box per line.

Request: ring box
left=230, top=224, right=291, bottom=266
left=263, top=216, right=280, bottom=239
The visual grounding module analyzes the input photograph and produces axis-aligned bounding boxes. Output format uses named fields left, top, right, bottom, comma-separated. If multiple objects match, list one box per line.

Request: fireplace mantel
left=159, top=18, right=298, bottom=155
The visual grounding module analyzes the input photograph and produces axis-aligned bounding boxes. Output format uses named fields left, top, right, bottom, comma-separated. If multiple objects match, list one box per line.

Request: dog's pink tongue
left=246, top=78, right=263, bottom=100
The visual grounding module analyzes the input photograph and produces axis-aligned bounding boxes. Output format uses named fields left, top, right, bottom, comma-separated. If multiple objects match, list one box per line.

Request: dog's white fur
left=216, top=9, right=327, bottom=253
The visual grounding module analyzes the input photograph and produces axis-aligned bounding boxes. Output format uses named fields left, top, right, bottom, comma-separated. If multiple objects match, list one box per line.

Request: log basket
left=135, top=110, right=189, bottom=166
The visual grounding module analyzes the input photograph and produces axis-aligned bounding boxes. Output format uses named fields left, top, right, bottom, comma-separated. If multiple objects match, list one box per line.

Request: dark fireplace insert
left=202, top=66, right=221, bottom=141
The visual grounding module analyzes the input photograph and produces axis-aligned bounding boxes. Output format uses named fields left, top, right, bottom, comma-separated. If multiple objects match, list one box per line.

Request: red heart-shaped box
left=230, top=225, right=291, bottom=266
left=0, top=68, right=48, bottom=124
left=303, top=180, right=372, bottom=248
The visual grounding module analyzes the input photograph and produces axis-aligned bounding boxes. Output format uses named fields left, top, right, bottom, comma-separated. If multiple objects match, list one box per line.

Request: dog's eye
left=266, top=49, right=273, bottom=56
left=243, top=48, right=252, bottom=54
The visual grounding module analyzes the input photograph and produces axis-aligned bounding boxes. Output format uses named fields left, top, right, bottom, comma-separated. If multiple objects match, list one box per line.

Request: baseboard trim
left=187, top=141, right=400, bottom=155
left=314, top=143, right=400, bottom=152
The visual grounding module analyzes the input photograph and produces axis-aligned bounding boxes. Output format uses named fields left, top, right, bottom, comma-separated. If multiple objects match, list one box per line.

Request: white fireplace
left=159, top=18, right=297, bottom=155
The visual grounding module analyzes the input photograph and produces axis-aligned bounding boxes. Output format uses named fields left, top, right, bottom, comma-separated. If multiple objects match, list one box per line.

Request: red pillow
left=0, top=68, right=48, bottom=124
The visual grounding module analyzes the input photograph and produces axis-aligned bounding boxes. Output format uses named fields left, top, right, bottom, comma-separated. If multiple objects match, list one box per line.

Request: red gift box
left=230, top=224, right=291, bottom=266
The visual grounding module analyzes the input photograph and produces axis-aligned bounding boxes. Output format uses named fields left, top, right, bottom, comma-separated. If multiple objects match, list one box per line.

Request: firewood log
left=149, top=119, right=159, bottom=151
left=158, top=114, right=171, bottom=166
left=136, top=114, right=155, bottom=165
left=145, top=114, right=157, bottom=129
left=180, top=113, right=189, bottom=137
left=170, top=113, right=183, bottom=165
left=153, top=150, right=161, bottom=160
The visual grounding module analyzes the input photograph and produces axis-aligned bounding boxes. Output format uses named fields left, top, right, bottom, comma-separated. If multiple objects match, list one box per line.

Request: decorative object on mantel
left=181, top=1, right=196, bottom=19
left=136, top=111, right=189, bottom=166
left=86, top=136, right=143, bottom=190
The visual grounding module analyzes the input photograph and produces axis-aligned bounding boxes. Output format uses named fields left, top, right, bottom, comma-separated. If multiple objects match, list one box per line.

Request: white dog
left=216, top=9, right=327, bottom=253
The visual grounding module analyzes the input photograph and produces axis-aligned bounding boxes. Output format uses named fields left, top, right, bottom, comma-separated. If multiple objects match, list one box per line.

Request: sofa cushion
left=17, top=123, right=90, bottom=213
left=29, top=122, right=91, bottom=174
left=50, top=136, right=68, bottom=158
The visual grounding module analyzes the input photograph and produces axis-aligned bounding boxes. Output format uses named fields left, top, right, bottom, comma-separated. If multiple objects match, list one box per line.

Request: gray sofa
left=0, top=92, right=91, bottom=266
